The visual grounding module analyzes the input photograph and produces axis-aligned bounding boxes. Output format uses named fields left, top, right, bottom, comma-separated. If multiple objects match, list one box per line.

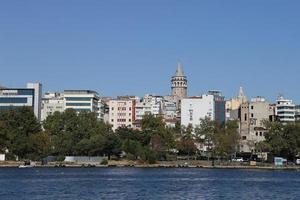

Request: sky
left=0, top=0, right=299, bottom=104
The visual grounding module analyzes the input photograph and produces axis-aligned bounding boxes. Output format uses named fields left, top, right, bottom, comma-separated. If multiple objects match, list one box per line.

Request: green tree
left=0, top=107, right=41, bottom=159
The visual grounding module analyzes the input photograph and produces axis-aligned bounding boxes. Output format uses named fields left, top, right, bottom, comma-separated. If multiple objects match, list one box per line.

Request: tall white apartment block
left=181, top=94, right=215, bottom=129
left=108, top=97, right=136, bottom=131
left=276, top=96, right=295, bottom=123
left=41, top=92, right=64, bottom=121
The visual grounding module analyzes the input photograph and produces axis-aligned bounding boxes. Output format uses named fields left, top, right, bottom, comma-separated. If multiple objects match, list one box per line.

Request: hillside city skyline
left=0, top=63, right=297, bottom=105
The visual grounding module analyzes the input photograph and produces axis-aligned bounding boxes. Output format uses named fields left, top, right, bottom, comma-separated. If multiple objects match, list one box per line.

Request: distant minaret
left=238, top=86, right=247, bottom=103
left=171, top=62, right=187, bottom=99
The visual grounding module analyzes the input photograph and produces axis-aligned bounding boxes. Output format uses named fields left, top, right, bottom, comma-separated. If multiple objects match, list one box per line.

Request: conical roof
left=175, top=62, right=184, bottom=76
left=238, top=86, right=247, bottom=102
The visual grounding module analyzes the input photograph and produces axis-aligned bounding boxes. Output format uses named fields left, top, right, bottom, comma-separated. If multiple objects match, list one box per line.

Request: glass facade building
left=0, top=83, right=42, bottom=120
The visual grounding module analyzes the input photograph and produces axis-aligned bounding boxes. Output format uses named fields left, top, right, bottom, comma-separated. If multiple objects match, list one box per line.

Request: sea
left=0, top=168, right=299, bottom=200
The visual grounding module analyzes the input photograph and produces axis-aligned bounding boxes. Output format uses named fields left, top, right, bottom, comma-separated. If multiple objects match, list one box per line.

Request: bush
left=100, top=159, right=108, bottom=165
left=146, top=150, right=156, bottom=164
left=56, top=155, right=65, bottom=162
left=126, top=153, right=136, bottom=161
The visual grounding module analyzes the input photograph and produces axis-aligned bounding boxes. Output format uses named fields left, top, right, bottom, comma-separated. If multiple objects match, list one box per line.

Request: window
left=251, top=106, right=254, bottom=110
left=259, top=132, right=262, bottom=136
left=251, top=113, right=254, bottom=118
left=66, top=103, right=91, bottom=106
left=244, top=114, right=247, bottom=121
left=111, top=119, right=114, bottom=122
left=242, top=136, right=247, bottom=140
left=0, top=97, right=28, bottom=104
left=256, top=132, right=258, bottom=136
left=65, top=97, right=91, bottom=101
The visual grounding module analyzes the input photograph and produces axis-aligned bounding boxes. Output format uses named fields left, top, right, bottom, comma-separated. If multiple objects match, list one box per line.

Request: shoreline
left=1, top=161, right=300, bottom=171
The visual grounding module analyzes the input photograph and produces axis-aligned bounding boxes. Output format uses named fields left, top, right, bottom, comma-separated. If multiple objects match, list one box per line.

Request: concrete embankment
left=1, top=160, right=300, bottom=171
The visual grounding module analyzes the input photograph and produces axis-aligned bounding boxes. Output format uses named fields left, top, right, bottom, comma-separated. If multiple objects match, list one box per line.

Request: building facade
left=208, top=90, right=226, bottom=124
left=64, top=90, right=102, bottom=120
left=296, top=105, right=300, bottom=122
left=275, top=96, right=295, bottom=123
left=225, top=86, right=247, bottom=121
left=0, top=83, right=42, bottom=120
left=239, top=97, right=275, bottom=153
left=181, top=94, right=215, bottom=129
left=108, top=97, right=136, bottom=131
left=41, top=92, right=64, bottom=121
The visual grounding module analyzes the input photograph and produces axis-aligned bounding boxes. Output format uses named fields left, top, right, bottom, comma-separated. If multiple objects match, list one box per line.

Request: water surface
left=0, top=168, right=299, bottom=200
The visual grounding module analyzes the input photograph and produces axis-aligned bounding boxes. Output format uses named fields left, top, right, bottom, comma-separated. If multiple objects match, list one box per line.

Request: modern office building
left=208, top=90, right=226, bottom=124
left=275, top=96, right=295, bottom=123
left=41, top=92, right=64, bottom=121
left=0, top=83, right=42, bottom=120
left=64, top=90, right=101, bottom=119
left=108, top=96, right=136, bottom=131
left=239, top=97, right=275, bottom=153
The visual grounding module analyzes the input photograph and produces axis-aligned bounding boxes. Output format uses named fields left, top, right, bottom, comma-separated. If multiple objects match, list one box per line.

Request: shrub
left=100, top=159, right=108, bottom=165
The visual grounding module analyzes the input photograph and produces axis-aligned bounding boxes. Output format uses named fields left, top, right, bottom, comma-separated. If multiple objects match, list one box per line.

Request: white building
left=135, top=94, right=164, bottom=121
left=41, top=92, right=64, bottom=121
left=276, top=96, right=295, bottom=123
left=108, top=97, right=136, bottom=131
left=0, top=82, right=42, bottom=120
left=296, top=105, right=300, bottom=122
left=64, top=90, right=102, bottom=120
left=181, top=94, right=215, bottom=129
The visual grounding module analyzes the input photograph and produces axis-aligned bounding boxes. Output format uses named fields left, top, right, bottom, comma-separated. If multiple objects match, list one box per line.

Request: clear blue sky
left=0, top=0, right=299, bottom=104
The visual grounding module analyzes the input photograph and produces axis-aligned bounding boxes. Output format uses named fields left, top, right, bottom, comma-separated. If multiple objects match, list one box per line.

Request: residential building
left=163, top=100, right=177, bottom=120
left=0, top=83, right=42, bottom=120
left=239, top=97, right=275, bottom=153
left=64, top=90, right=102, bottom=120
left=108, top=97, right=136, bottom=131
left=181, top=94, right=215, bottom=129
left=41, top=92, right=64, bottom=121
left=275, top=96, right=295, bottom=123
left=226, top=86, right=247, bottom=121
left=296, top=105, right=300, bottom=122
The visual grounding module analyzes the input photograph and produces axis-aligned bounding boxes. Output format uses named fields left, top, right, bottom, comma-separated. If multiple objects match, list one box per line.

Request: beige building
left=226, top=86, right=247, bottom=121
left=108, top=96, right=136, bottom=131
left=239, top=97, right=275, bottom=153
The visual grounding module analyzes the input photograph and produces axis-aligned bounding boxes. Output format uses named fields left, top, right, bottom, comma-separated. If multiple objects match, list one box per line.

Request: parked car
left=232, top=157, right=243, bottom=162
left=296, top=159, right=300, bottom=165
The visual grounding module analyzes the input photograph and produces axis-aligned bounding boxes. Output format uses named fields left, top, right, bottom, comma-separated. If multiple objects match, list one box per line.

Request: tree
left=264, top=122, right=300, bottom=160
left=28, top=132, right=51, bottom=160
left=102, top=133, right=122, bottom=160
left=0, top=107, right=41, bottom=159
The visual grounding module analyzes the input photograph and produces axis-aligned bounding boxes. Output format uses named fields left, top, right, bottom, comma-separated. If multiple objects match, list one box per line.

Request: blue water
left=0, top=168, right=299, bottom=200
